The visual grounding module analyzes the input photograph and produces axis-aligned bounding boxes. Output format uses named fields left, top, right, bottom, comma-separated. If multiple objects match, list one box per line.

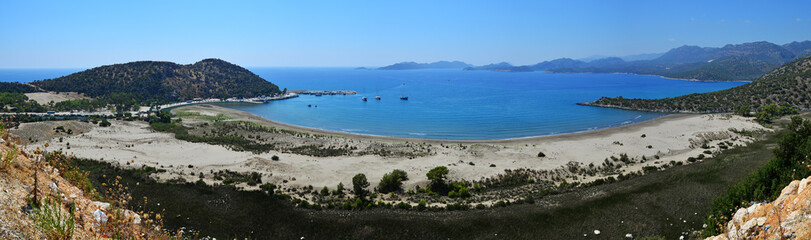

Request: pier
left=289, top=90, right=357, bottom=95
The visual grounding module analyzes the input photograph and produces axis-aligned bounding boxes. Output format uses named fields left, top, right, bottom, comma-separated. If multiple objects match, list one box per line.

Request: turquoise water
left=0, top=67, right=746, bottom=140
left=227, top=68, right=745, bottom=140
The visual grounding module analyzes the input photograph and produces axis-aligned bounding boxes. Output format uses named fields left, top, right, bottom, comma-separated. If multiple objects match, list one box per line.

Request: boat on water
left=362, top=97, right=368, bottom=101
left=314, top=92, right=323, bottom=96
left=375, top=96, right=381, bottom=100
left=400, top=96, right=408, bottom=100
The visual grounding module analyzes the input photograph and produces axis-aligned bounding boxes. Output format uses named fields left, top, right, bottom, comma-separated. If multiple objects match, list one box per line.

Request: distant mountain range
left=377, top=61, right=472, bottom=70
left=379, top=40, right=811, bottom=81
left=579, top=55, right=811, bottom=112
left=32, top=58, right=280, bottom=103
left=578, top=53, right=664, bottom=62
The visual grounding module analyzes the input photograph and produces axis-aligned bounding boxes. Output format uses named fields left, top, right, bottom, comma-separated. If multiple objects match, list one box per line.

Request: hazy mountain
left=378, top=61, right=472, bottom=70
left=464, top=62, right=516, bottom=71
left=784, top=40, right=811, bottom=57
left=620, top=53, right=664, bottom=61
left=466, top=40, right=811, bottom=81
left=579, top=53, right=663, bottom=62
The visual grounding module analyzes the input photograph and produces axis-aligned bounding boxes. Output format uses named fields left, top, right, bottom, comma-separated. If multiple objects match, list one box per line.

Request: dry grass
left=0, top=123, right=193, bottom=239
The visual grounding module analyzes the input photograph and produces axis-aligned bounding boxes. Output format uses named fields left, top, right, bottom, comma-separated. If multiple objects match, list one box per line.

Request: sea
left=0, top=68, right=746, bottom=140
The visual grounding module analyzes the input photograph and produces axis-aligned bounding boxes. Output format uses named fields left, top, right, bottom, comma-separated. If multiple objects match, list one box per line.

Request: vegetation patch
left=703, top=116, right=811, bottom=236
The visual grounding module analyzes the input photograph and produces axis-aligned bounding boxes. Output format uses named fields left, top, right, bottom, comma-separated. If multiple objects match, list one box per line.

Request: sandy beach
left=11, top=104, right=769, bottom=197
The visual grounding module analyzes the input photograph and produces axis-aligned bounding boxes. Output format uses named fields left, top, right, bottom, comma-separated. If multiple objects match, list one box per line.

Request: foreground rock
left=706, top=176, right=811, bottom=240
left=0, top=132, right=174, bottom=239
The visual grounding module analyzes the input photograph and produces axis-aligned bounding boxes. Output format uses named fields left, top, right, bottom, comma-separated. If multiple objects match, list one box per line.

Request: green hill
left=32, top=59, right=280, bottom=104
left=579, top=55, right=811, bottom=112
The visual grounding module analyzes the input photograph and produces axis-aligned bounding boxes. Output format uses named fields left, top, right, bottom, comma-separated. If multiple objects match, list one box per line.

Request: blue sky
left=1, top=0, right=809, bottom=68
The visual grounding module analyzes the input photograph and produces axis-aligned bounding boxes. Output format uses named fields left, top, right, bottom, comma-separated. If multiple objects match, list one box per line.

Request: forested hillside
left=32, top=59, right=280, bottom=104
left=580, top=56, right=811, bottom=112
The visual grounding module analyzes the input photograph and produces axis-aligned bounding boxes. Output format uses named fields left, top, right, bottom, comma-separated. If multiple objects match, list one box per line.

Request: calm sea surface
left=0, top=68, right=746, bottom=140
left=233, top=68, right=744, bottom=140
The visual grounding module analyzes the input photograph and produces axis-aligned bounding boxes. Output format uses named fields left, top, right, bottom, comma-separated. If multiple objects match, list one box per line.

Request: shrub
left=427, top=166, right=449, bottom=193
left=31, top=197, right=75, bottom=240
left=378, top=169, right=409, bottom=193
left=537, top=152, right=546, bottom=157
left=352, top=173, right=369, bottom=197
left=495, top=200, right=507, bottom=208
left=1, top=145, right=18, bottom=170
left=734, top=105, right=751, bottom=117
left=99, top=119, right=111, bottom=127
left=271, top=155, right=280, bottom=161
left=703, top=116, right=811, bottom=235
left=417, top=199, right=427, bottom=211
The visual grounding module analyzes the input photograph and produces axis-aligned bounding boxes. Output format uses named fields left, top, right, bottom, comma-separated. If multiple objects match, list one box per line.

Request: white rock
left=755, top=217, right=767, bottom=226
left=92, top=201, right=111, bottom=210
left=625, top=233, right=633, bottom=238
left=776, top=181, right=799, bottom=204
left=746, top=203, right=760, bottom=214
left=124, top=210, right=141, bottom=225
left=732, top=208, right=749, bottom=225
left=593, top=230, right=600, bottom=235
left=93, top=209, right=107, bottom=223
left=799, top=178, right=811, bottom=194
left=48, top=182, right=58, bottom=193
left=740, top=218, right=759, bottom=235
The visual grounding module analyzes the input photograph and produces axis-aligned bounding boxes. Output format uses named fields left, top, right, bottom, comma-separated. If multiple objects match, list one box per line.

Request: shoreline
left=192, top=103, right=691, bottom=144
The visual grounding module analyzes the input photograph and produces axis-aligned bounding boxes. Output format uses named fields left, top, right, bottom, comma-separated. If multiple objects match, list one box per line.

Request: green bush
left=99, top=119, right=111, bottom=127
left=31, top=197, right=75, bottom=240
left=703, top=116, right=811, bottom=236
left=352, top=173, right=369, bottom=197
left=377, top=169, right=409, bottom=193
left=417, top=199, right=427, bottom=211
left=427, top=166, right=449, bottom=193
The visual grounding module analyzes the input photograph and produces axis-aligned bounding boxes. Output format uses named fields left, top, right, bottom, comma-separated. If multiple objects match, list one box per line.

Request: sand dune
left=15, top=105, right=769, bottom=192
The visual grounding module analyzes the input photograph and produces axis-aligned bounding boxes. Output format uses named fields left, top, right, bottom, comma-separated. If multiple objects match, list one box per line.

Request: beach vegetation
left=352, top=173, right=369, bottom=197
left=427, top=166, right=449, bottom=193
left=377, top=169, right=408, bottom=193
left=99, top=118, right=112, bottom=127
